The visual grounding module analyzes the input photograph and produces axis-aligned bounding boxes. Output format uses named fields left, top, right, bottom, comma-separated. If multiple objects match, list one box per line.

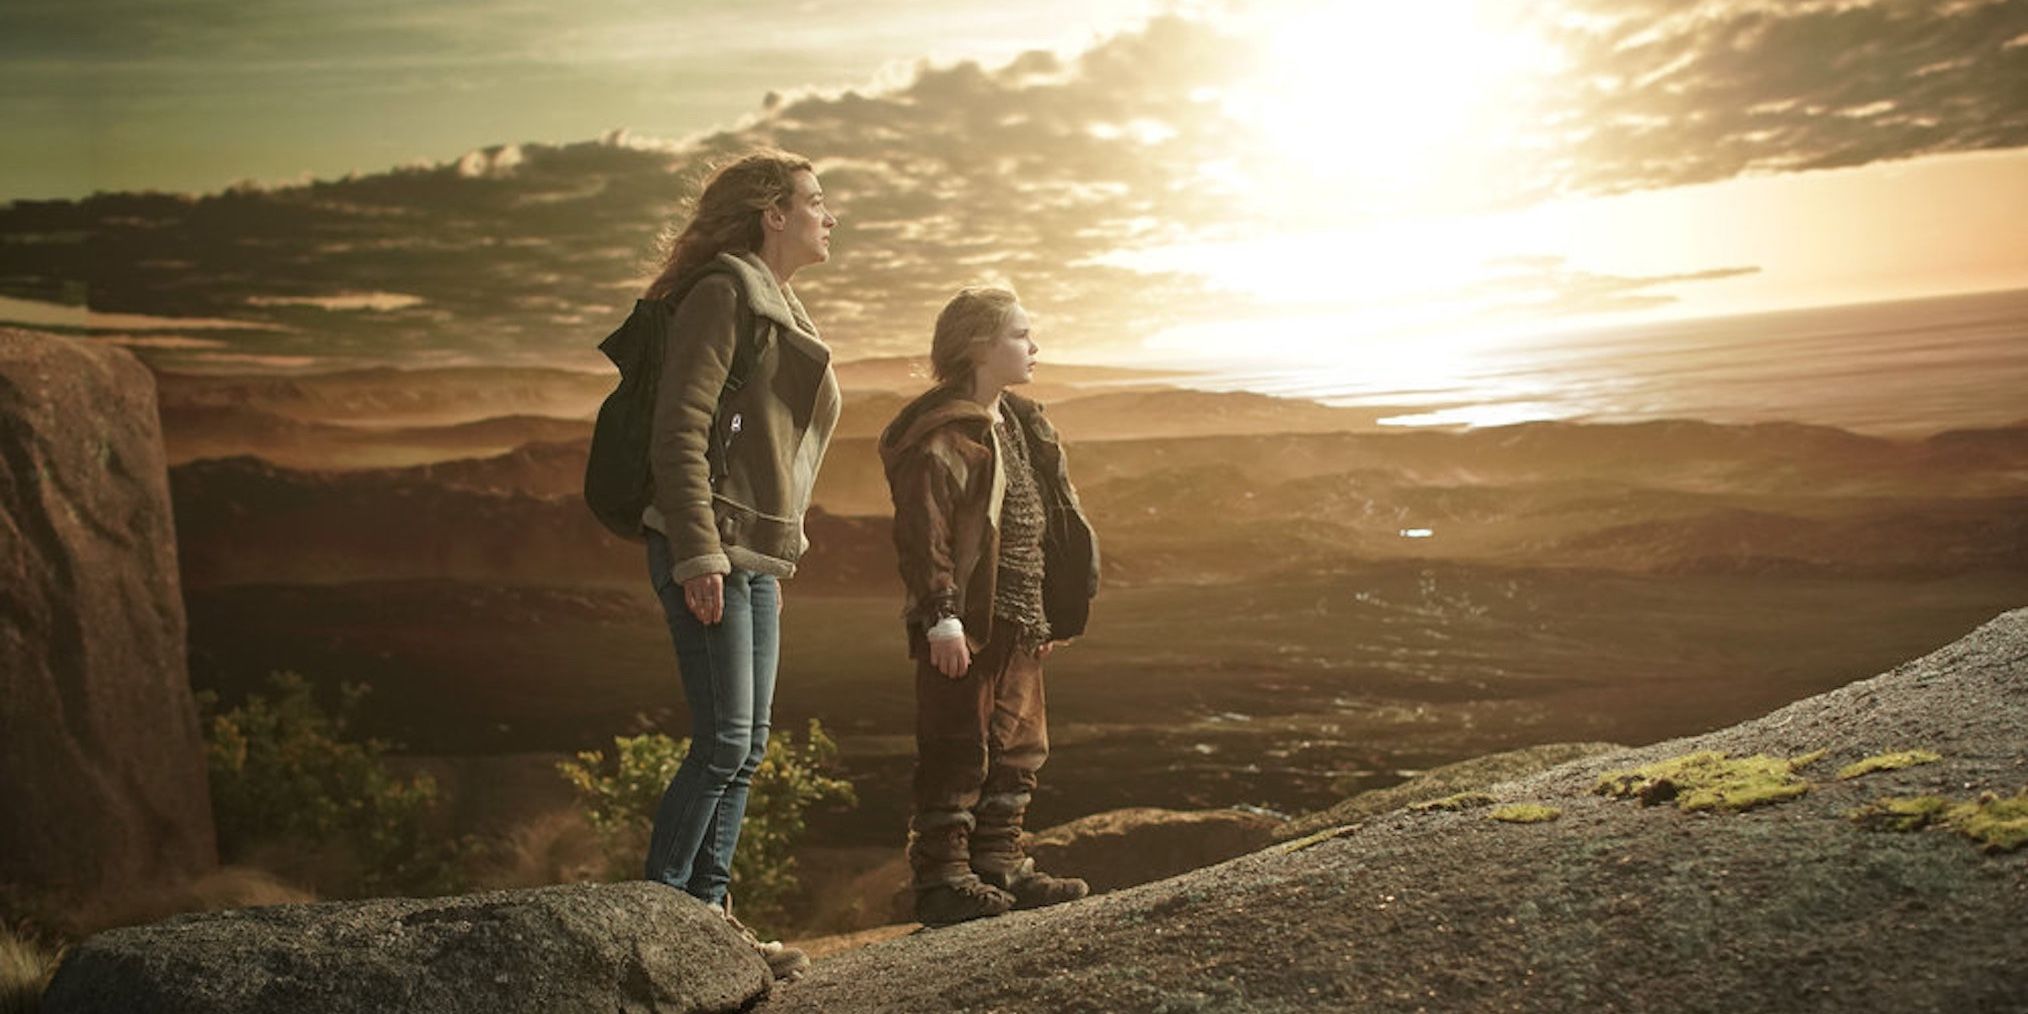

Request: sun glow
left=1104, top=1, right=1596, bottom=383
left=1222, top=0, right=1563, bottom=219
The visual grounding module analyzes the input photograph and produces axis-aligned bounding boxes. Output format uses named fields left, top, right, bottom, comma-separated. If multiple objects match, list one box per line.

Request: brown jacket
left=645, top=252, right=841, bottom=582
left=879, top=386, right=1099, bottom=655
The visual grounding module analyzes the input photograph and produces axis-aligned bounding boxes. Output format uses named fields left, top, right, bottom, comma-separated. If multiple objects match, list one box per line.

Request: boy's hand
left=930, top=635, right=971, bottom=679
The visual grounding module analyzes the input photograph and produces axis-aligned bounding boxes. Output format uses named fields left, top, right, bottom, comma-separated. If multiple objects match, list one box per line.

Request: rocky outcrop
left=41, top=882, right=770, bottom=1014
left=0, top=329, right=215, bottom=896
left=767, top=609, right=2028, bottom=1013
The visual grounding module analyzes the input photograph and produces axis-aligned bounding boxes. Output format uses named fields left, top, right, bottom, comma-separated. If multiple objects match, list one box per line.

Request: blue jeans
left=642, top=531, right=779, bottom=906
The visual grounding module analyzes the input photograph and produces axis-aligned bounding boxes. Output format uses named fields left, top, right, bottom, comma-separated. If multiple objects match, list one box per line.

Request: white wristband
left=925, top=616, right=965, bottom=642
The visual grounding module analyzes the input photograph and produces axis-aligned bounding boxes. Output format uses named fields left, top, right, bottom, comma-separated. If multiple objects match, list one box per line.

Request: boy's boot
left=909, top=811, right=1014, bottom=926
left=977, top=857, right=1089, bottom=910
left=914, top=873, right=1016, bottom=927
left=970, top=791, right=1089, bottom=911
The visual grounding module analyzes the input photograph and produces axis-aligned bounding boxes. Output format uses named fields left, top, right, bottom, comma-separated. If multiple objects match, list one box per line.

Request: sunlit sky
left=0, top=0, right=1161, bottom=198
left=3, top=0, right=2025, bottom=379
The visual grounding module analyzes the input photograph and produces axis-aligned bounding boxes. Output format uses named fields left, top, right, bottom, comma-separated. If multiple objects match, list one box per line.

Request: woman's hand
left=930, top=635, right=971, bottom=680
left=683, top=573, right=724, bottom=625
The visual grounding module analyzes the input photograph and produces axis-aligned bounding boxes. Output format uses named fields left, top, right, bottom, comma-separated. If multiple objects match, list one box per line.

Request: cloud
left=0, top=5, right=2015, bottom=371
left=1471, top=257, right=1762, bottom=318
left=79, top=334, right=233, bottom=350
left=0, top=294, right=270, bottom=331
left=244, top=292, right=426, bottom=311
left=1518, top=0, right=2028, bottom=194
left=1138, top=256, right=1765, bottom=368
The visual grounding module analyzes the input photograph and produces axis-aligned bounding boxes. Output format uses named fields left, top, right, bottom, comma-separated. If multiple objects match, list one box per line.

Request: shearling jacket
left=879, top=386, right=1098, bottom=656
left=645, top=251, right=840, bottom=582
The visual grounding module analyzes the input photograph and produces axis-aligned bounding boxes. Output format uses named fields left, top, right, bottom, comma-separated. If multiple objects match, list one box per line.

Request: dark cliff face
left=0, top=328, right=217, bottom=897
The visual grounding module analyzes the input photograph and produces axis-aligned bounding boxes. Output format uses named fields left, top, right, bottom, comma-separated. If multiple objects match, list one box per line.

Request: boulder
left=0, top=329, right=215, bottom=896
left=41, top=881, right=771, bottom=1014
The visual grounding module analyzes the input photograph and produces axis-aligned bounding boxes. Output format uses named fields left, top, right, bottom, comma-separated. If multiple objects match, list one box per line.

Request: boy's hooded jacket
left=646, top=251, right=840, bottom=582
left=879, top=385, right=1098, bottom=654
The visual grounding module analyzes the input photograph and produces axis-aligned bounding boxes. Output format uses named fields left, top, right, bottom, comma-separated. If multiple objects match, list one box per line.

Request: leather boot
left=907, top=811, right=975, bottom=888
left=971, top=791, right=1088, bottom=910
left=977, top=856, right=1089, bottom=910
left=914, top=873, right=1015, bottom=926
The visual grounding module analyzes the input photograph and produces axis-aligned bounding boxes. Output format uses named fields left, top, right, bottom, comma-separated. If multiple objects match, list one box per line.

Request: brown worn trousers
left=907, top=619, right=1048, bottom=886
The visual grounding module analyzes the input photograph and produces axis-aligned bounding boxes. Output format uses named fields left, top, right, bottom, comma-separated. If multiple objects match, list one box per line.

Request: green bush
left=200, top=672, right=468, bottom=897
left=557, top=720, right=856, bottom=931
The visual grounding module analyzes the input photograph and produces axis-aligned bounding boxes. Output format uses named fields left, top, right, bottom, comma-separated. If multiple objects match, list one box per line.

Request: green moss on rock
left=1847, top=795, right=1953, bottom=832
left=1947, top=790, right=2028, bottom=853
left=1848, top=789, right=2028, bottom=853
left=1836, top=749, right=1942, bottom=781
left=1277, top=824, right=1357, bottom=854
left=1408, top=791, right=1496, bottom=813
left=1594, top=750, right=1820, bottom=813
left=1488, top=804, right=1561, bottom=823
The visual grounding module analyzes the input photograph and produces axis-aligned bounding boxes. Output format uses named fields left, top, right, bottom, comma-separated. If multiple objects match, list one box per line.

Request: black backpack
left=583, top=269, right=758, bottom=541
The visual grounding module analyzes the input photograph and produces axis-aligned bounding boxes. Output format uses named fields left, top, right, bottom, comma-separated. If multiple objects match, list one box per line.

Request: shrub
left=200, top=672, right=469, bottom=897
left=557, top=720, right=856, bottom=931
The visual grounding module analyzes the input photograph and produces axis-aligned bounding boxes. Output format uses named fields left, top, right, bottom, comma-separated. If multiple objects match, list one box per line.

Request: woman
left=639, top=149, right=839, bottom=978
left=878, top=287, right=1101, bottom=926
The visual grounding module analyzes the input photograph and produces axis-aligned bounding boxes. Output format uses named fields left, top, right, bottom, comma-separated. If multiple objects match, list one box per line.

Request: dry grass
left=1, top=924, right=61, bottom=1014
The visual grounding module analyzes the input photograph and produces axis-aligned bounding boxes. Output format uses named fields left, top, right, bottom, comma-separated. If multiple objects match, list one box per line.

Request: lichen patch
left=1488, top=804, right=1561, bottom=824
left=1836, top=749, right=1942, bottom=781
left=1594, top=750, right=1821, bottom=813
left=1408, top=792, right=1496, bottom=814
left=1849, top=789, right=2028, bottom=854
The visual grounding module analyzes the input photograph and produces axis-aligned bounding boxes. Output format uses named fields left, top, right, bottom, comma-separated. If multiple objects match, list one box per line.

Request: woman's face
left=972, top=304, right=1037, bottom=392
left=773, top=169, right=836, bottom=271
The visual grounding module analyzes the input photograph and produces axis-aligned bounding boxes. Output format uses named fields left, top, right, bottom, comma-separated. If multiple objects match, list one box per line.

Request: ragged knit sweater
left=991, top=403, right=1051, bottom=649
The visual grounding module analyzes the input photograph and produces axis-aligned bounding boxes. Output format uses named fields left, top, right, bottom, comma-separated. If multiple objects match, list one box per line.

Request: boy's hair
left=930, top=286, right=1020, bottom=387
